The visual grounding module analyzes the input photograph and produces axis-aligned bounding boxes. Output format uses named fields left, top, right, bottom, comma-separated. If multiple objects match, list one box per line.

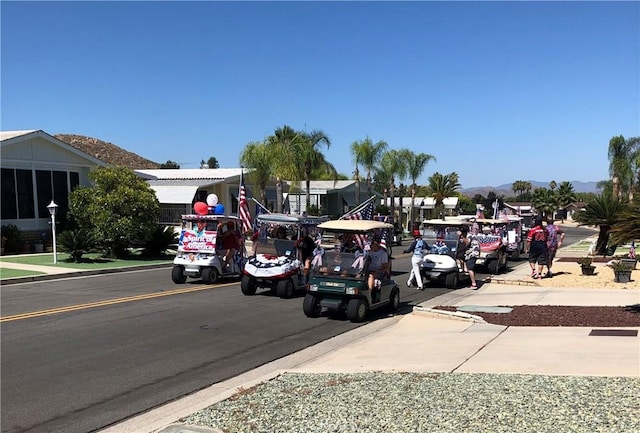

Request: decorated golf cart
left=419, top=219, right=471, bottom=289
left=171, top=194, right=248, bottom=284
left=241, top=213, right=327, bottom=298
left=302, top=219, right=400, bottom=323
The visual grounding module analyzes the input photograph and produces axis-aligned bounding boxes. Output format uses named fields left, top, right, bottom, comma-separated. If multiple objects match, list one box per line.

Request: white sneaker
left=406, top=279, right=413, bottom=287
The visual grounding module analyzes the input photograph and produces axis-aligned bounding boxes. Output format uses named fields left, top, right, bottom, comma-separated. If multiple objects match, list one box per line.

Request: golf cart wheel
left=445, top=271, right=459, bottom=289
left=276, top=279, right=295, bottom=298
left=171, top=266, right=187, bottom=284
left=487, top=260, right=499, bottom=274
left=303, top=294, right=322, bottom=318
left=388, top=287, right=400, bottom=312
left=201, top=267, right=219, bottom=284
left=346, top=298, right=368, bottom=323
left=241, top=274, right=257, bottom=296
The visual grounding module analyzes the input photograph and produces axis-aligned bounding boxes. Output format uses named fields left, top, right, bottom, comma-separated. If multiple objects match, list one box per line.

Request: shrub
left=576, top=257, right=593, bottom=267
left=57, top=229, right=98, bottom=262
left=137, top=225, right=178, bottom=257
left=1, top=224, right=22, bottom=253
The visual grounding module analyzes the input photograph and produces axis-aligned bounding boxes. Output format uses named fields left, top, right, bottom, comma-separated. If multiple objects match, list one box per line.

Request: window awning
left=150, top=185, right=199, bottom=204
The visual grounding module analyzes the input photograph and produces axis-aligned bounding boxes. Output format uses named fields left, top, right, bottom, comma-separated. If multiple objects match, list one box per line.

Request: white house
left=0, top=130, right=106, bottom=237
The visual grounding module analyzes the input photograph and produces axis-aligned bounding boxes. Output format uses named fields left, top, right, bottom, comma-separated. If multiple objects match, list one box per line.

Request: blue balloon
left=214, top=203, right=225, bottom=215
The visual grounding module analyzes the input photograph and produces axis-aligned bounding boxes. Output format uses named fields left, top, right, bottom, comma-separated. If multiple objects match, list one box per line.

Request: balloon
left=214, top=204, right=225, bottom=215
left=206, top=194, right=218, bottom=207
left=194, top=201, right=209, bottom=215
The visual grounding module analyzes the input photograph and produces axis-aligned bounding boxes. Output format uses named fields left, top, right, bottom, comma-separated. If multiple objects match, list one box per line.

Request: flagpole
left=339, top=195, right=376, bottom=219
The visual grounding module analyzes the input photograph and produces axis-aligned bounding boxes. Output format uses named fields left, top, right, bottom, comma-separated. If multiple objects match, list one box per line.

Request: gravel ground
left=183, top=372, right=640, bottom=433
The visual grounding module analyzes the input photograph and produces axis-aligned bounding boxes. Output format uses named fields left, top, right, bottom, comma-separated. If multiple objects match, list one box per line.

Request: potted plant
left=0, top=224, right=22, bottom=254
left=577, top=256, right=596, bottom=276
left=607, top=260, right=633, bottom=283
left=33, top=231, right=47, bottom=253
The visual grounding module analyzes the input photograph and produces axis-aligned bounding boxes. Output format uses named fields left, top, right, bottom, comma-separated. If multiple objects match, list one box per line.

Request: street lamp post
left=47, top=200, right=58, bottom=264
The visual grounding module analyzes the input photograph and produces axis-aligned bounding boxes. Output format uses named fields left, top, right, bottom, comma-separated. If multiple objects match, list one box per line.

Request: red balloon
left=193, top=201, right=209, bottom=215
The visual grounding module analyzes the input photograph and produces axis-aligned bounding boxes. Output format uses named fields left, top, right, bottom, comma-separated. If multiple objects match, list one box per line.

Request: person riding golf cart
left=419, top=219, right=471, bottom=289
left=172, top=214, right=247, bottom=284
left=303, top=219, right=400, bottom=323
left=241, top=213, right=327, bottom=298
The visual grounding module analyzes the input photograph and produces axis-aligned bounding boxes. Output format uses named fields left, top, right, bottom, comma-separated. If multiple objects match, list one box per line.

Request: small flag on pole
left=630, top=241, right=636, bottom=260
left=238, top=170, right=252, bottom=234
left=340, top=196, right=375, bottom=248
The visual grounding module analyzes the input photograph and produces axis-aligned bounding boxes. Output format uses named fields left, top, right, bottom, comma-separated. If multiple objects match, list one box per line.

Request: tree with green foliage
left=69, top=166, right=160, bottom=257
left=376, top=150, right=406, bottom=223
left=240, top=141, right=273, bottom=207
left=350, top=137, right=388, bottom=198
left=531, top=187, right=558, bottom=219
left=160, top=160, right=180, bottom=169
left=266, top=125, right=300, bottom=212
left=405, top=151, right=436, bottom=229
left=572, top=192, right=627, bottom=256
left=295, top=130, right=337, bottom=211
left=137, top=225, right=178, bottom=257
left=608, top=135, right=640, bottom=200
left=608, top=197, right=640, bottom=247
left=200, top=157, right=220, bottom=169
left=426, top=172, right=461, bottom=218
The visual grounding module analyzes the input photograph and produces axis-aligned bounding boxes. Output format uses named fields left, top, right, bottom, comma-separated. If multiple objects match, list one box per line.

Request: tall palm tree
left=239, top=141, right=272, bottom=206
left=267, top=125, right=301, bottom=212
left=522, top=181, right=533, bottom=201
left=608, top=135, right=632, bottom=199
left=294, top=129, right=337, bottom=211
left=377, top=150, right=404, bottom=221
left=573, top=192, right=628, bottom=255
left=351, top=137, right=388, bottom=197
left=627, top=137, right=640, bottom=201
left=406, top=151, right=436, bottom=230
left=426, top=172, right=461, bottom=218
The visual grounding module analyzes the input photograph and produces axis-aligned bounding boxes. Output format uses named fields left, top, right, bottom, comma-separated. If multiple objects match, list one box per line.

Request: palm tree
left=522, top=181, right=533, bottom=201
left=556, top=181, right=577, bottom=222
left=351, top=137, right=388, bottom=197
left=406, top=151, right=436, bottom=230
left=572, top=192, right=627, bottom=255
left=426, top=172, right=461, bottom=218
left=239, top=141, right=272, bottom=206
left=531, top=188, right=558, bottom=219
left=294, top=129, right=337, bottom=211
left=608, top=135, right=633, bottom=199
left=627, top=137, right=640, bottom=201
left=608, top=197, right=640, bottom=246
left=394, top=149, right=413, bottom=229
left=377, top=150, right=404, bottom=222
left=267, top=125, right=301, bottom=212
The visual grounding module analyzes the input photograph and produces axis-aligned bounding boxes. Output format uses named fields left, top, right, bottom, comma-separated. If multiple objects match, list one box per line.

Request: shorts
left=547, top=248, right=558, bottom=263
left=371, top=270, right=387, bottom=280
left=464, top=257, right=477, bottom=271
left=528, top=249, right=548, bottom=266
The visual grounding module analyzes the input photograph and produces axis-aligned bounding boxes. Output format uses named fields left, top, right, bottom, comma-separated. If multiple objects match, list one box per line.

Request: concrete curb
left=413, top=306, right=487, bottom=323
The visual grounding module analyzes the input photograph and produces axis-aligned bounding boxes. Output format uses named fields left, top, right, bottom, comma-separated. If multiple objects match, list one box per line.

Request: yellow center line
left=0, top=282, right=235, bottom=323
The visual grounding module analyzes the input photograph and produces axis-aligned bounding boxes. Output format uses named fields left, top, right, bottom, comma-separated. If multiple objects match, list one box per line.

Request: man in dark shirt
left=525, top=216, right=548, bottom=279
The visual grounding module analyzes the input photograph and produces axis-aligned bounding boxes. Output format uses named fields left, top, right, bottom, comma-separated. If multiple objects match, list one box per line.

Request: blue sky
left=2, top=1, right=638, bottom=189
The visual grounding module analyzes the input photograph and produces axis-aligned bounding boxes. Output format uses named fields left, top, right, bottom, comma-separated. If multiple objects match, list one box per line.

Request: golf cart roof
left=422, top=218, right=472, bottom=227
left=318, top=219, right=394, bottom=232
left=475, top=218, right=507, bottom=224
left=256, top=213, right=328, bottom=225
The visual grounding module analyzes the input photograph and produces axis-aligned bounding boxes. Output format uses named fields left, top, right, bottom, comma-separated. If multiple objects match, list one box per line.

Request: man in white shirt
left=367, top=237, right=389, bottom=292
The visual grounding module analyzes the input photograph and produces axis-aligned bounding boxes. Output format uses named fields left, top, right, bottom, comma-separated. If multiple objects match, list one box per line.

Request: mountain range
left=460, top=181, right=601, bottom=198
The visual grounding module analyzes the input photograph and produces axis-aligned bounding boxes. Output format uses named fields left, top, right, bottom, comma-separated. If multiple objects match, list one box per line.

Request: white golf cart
left=303, top=219, right=400, bottom=323
left=419, top=219, right=471, bottom=289
left=241, top=213, right=327, bottom=298
left=171, top=214, right=247, bottom=284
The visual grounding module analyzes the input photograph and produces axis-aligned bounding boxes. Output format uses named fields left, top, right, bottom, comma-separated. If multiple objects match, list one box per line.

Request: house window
left=16, top=169, right=35, bottom=219
left=1, top=168, right=17, bottom=219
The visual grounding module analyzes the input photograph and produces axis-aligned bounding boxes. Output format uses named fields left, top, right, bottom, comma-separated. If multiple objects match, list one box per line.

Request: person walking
left=404, top=233, right=428, bottom=290
left=525, top=216, right=548, bottom=279
left=463, top=230, right=480, bottom=288
left=545, top=219, right=565, bottom=278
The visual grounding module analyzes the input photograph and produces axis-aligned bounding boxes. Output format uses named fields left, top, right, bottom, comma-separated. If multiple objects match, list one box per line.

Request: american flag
left=251, top=197, right=271, bottom=233
left=238, top=171, right=252, bottom=234
left=630, top=241, right=636, bottom=260
left=341, top=196, right=375, bottom=248
left=477, top=235, right=502, bottom=252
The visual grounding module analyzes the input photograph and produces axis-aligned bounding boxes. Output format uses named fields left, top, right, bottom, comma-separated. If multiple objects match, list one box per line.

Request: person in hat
left=367, top=236, right=389, bottom=294
left=404, top=231, right=428, bottom=290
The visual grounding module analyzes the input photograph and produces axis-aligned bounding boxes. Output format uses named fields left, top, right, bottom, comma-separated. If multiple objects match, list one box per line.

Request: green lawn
left=0, top=268, right=46, bottom=279
left=1, top=252, right=173, bottom=270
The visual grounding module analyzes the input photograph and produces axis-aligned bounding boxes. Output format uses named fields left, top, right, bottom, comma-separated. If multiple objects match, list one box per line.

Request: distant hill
left=55, top=134, right=160, bottom=169
left=460, top=181, right=601, bottom=198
